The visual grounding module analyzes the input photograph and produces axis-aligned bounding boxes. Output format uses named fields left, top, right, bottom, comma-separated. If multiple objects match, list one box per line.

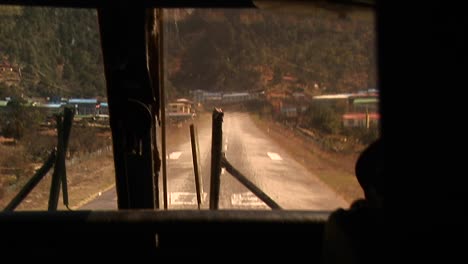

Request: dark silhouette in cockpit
left=321, top=138, right=383, bottom=264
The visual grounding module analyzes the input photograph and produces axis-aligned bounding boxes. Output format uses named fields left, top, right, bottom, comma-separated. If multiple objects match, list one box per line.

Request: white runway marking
left=170, top=192, right=207, bottom=205
left=267, top=152, right=282, bottom=161
left=231, top=192, right=266, bottom=207
left=169, top=151, right=182, bottom=160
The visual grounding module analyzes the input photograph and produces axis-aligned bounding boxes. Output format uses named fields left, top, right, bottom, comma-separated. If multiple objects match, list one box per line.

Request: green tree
left=1, top=99, right=43, bottom=140
left=304, top=103, right=342, bottom=135
left=0, top=7, right=105, bottom=98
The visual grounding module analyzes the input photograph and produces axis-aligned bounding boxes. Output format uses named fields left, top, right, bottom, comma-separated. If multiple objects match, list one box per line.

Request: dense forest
left=0, top=6, right=105, bottom=98
left=0, top=6, right=376, bottom=99
left=164, top=8, right=377, bottom=98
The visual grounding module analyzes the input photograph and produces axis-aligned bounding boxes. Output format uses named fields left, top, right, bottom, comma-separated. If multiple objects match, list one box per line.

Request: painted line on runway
left=267, top=152, right=282, bottom=161
left=169, top=151, right=182, bottom=160
left=170, top=192, right=207, bottom=205
left=73, top=183, right=116, bottom=210
left=231, top=192, right=267, bottom=207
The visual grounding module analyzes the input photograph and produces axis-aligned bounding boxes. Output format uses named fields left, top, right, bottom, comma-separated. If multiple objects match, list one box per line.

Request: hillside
left=0, top=6, right=376, bottom=99
left=164, top=8, right=377, bottom=98
left=0, top=6, right=105, bottom=98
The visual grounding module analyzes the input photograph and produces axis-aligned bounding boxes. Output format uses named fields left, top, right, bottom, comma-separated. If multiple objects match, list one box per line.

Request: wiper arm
left=3, top=150, right=56, bottom=212
left=48, top=107, right=74, bottom=211
left=209, top=108, right=281, bottom=210
left=3, top=107, right=75, bottom=212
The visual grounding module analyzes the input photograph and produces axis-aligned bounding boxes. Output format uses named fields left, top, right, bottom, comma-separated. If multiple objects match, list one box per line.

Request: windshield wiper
left=3, top=107, right=75, bottom=212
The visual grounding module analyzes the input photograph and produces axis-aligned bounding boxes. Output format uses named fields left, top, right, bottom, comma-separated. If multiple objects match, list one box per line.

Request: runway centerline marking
left=267, top=152, right=282, bottom=161
left=170, top=192, right=207, bottom=205
left=231, top=192, right=267, bottom=207
left=169, top=151, right=182, bottom=160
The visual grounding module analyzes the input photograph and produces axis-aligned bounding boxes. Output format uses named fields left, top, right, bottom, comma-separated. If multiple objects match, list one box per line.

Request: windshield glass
left=0, top=5, right=378, bottom=211
left=0, top=6, right=113, bottom=210
left=161, top=7, right=378, bottom=210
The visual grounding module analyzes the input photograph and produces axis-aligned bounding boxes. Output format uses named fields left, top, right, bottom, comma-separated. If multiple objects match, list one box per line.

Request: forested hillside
left=165, top=8, right=376, bottom=97
left=0, top=6, right=376, bottom=98
left=0, top=6, right=105, bottom=98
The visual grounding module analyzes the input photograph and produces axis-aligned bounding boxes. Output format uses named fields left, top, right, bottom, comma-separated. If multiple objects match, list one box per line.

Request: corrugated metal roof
left=176, top=98, right=193, bottom=103
left=223, top=92, right=250, bottom=97
left=342, top=113, right=380, bottom=120
left=312, top=94, right=353, bottom=99
left=68, top=98, right=97, bottom=104
left=40, top=103, right=63, bottom=108
left=353, top=98, right=379, bottom=104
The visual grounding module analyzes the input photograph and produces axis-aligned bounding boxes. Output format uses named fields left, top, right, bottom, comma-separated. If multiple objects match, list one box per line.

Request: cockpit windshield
left=0, top=4, right=378, bottom=212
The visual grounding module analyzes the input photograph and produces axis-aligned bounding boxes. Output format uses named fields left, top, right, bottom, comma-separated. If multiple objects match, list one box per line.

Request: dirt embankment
left=0, top=122, right=116, bottom=210
left=0, top=149, right=115, bottom=211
